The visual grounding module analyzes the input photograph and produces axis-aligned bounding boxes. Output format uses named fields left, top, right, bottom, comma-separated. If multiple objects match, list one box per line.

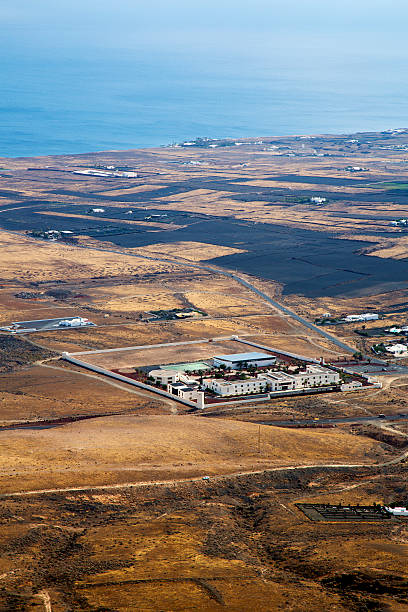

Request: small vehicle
left=202, top=476, right=210, bottom=481
left=378, top=414, right=386, bottom=419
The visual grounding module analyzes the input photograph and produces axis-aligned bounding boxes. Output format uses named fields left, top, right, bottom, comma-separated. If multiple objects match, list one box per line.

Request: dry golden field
left=1, top=132, right=408, bottom=610
left=0, top=414, right=389, bottom=495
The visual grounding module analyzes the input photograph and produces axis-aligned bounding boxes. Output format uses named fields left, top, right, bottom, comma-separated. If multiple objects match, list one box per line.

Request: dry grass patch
left=0, top=414, right=388, bottom=493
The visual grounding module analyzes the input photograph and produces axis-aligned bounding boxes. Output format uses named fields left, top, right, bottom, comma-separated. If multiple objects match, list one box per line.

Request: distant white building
left=310, top=197, right=327, bottom=204
left=385, top=506, right=408, bottom=517
left=387, top=326, right=408, bottom=334
left=385, top=343, right=408, bottom=355
left=213, top=352, right=276, bottom=369
left=58, top=317, right=89, bottom=328
left=344, top=313, right=379, bottom=323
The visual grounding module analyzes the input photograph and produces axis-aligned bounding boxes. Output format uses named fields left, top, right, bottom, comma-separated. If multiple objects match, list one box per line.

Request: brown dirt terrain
left=0, top=415, right=387, bottom=495
left=0, top=465, right=406, bottom=611
left=1, top=132, right=408, bottom=609
left=0, top=364, right=168, bottom=424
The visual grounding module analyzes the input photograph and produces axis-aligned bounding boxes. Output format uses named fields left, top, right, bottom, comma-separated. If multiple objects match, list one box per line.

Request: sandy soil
left=0, top=414, right=384, bottom=494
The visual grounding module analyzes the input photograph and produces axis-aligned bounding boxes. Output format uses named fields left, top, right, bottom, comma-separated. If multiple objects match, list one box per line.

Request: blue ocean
left=1, top=0, right=408, bottom=157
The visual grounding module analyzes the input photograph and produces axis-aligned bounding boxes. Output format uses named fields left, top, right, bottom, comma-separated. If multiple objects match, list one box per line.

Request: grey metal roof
left=214, top=352, right=275, bottom=361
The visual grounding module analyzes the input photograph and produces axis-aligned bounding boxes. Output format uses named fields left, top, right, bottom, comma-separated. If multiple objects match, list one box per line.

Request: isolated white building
left=387, top=326, right=408, bottom=334
left=385, top=343, right=408, bottom=355
left=385, top=506, right=408, bottom=516
left=344, top=313, right=379, bottom=323
left=58, top=317, right=89, bottom=328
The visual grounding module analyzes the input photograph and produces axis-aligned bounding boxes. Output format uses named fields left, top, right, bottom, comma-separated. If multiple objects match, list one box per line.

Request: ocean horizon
left=2, top=0, right=408, bottom=158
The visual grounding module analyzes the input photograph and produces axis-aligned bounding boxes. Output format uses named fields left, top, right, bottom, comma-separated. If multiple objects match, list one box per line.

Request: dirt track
left=2, top=447, right=407, bottom=499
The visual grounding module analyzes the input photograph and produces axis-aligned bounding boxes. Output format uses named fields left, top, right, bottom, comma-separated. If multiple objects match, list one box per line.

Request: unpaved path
left=2, top=448, right=407, bottom=499
left=36, top=590, right=52, bottom=612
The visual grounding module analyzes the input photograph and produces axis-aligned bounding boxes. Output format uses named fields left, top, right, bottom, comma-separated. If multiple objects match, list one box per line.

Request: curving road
left=0, top=227, right=358, bottom=353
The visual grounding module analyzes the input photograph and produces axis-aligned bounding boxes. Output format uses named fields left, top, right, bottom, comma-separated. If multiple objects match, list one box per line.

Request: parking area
left=1, top=316, right=95, bottom=333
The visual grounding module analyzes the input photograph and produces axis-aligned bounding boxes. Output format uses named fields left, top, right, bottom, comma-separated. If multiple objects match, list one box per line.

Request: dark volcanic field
left=1, top=164, right=408, bottom=298
left=2, top=198, right=408, bottom=298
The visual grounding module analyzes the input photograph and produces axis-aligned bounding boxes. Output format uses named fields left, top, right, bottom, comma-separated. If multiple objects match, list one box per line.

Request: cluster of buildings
left=58, top=317, right=91, bottom=328
left=148, top=351, right=344, bottom=408
left=29, top=229, right=75, bottom=242
left=310, top=196, right=327, bottom=205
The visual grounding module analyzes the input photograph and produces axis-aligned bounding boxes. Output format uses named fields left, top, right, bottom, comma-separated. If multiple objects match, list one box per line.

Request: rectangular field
left=72, top=338, right=256, bottom=370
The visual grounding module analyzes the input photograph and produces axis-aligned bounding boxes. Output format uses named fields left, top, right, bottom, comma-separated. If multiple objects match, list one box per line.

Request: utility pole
left=258, top=425, right=261, bottom=454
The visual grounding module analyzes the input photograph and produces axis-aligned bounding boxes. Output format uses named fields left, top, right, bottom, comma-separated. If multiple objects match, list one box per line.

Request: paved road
left=0, top=228, right=359, bottom=353
left=255, top=413, right=408, bottom=428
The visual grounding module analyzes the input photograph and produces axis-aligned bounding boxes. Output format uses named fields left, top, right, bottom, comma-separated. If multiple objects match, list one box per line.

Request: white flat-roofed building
left=213, top=352, right=276, bottom=369
left=385, top=343, right=408, bottom=355
left=344, top=313, right=379, bottom=323
left=148, top=369, right=195, bottom=385
left=258, top=371, right=297, bottom=392
left=167, top=382, right=205, bottom=408
left=385, top=506, right=408, bottom=516
left=203, top=377, right=268, bottom=397
left=294, top=365, right=340, bottom=388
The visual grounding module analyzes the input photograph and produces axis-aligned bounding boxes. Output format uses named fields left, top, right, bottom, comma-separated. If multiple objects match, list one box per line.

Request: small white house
left=385, top=506, right=408, bottom=517
left=385, top=344, right=408, bottom=356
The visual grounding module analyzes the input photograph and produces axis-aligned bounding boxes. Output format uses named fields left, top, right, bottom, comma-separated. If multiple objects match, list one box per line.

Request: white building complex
left=149, top=356, right=341, bottom=404
left=260, top=365, right=340, bottom=392
left=203, top=365, right=340, bottom=397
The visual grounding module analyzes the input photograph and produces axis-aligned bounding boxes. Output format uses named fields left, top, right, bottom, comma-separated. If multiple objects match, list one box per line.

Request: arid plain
left=0, top=131, right=407, bottom=611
